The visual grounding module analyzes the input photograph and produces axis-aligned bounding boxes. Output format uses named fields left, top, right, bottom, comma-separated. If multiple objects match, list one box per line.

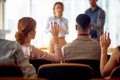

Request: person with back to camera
left=45, top=2, right=69, bottom=54
left=85, top=0, right=105, bottom=42
left=0, top=38, right=37, bottom=78
left=15, top=17, right=62, bottom=63
left=100, top=32, right=120, bottom=77
left=62, top=14, right=101, bottom=61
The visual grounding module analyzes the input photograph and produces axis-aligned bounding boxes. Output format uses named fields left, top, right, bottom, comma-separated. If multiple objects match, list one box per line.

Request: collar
left=78, top=33, right=89, bottom=36
left=90, top=5, right=99, bottom=11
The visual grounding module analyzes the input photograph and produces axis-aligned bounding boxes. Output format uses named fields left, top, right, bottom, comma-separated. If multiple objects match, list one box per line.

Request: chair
left=110, top=66, right=120, bottom=78
left=29, top=59, right=52, bottom=72
left=65, top=59, right=102, bottom=78
left=37, top=63, right=93, bottom=80
left=0, top=64, right=23, bottom=77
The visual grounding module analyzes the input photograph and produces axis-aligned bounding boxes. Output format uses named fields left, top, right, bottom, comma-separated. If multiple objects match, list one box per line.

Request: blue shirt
left=86, top=6, right=100, bottom=24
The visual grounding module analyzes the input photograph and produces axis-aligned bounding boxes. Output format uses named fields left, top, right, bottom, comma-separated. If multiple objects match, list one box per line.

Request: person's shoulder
left=0, top=39, right=17, bottom=45
left=99, top=7, right=105, bottom=13
left=62, top=42, right=72, bottom=49
left=0, top=39, right=19, bottom=48
left=90, top=39, right=100, bottom=46
left=62, top=39, right=77, bottom=49
left=85, top=8, right=91, bottom=13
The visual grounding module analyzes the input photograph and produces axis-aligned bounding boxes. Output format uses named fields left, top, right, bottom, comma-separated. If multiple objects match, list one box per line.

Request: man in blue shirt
left=85, top=0, right=105, bottom=42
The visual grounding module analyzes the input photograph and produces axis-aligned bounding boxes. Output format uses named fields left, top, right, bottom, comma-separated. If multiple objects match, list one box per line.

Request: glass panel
left=5, top=0, right=120, bottom=48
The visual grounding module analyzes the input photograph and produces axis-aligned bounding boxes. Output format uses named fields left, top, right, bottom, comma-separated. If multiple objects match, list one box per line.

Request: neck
left=55, top=15, right=62, bottom=18
left=91, top=5, right=97, bottom=11
left=25, top=38, right=31, bottom=44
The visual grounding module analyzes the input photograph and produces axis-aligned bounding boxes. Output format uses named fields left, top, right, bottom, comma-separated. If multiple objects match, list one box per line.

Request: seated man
left=0, top=39, right=37, bottom=78
left=62, top=14, right=101, bottom=61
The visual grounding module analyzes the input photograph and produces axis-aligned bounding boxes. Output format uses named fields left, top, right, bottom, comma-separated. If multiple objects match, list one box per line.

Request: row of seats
left=30, top=59, right=101, bottom=78
left=0, top=59, right=120, bottom=79
left=29, top=59, right=120, bottom=79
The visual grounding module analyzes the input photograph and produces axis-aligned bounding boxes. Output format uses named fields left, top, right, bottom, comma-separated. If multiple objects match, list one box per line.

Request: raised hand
left=50, top=22, right=59, bottom=38
left=100, top=31, right=111, bottom=50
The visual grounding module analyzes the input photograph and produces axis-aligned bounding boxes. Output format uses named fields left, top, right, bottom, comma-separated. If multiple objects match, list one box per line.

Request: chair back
left=0, top=64, right=23, bottom=77
left=65, top=59, right=102, bottom=78
left=110, top=66, right=120, bottom=78
left=29, top=59, right=52, bottom=72
left=37, top=63, right=93, bottom=80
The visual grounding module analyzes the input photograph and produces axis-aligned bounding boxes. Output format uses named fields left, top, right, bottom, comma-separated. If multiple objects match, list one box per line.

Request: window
left=5, top=0, right=120, bottom=48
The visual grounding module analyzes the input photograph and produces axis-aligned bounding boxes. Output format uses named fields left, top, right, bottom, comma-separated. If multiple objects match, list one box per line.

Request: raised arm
left=50, top=22, right=62, bottom=61
left=100, top=32, right=119, bottom=77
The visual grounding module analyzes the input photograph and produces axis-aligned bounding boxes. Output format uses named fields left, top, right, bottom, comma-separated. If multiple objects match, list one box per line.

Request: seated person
left=0, top=39, right=37, bottom=78
left=62, top=14, right=101, bottom=61
left=15, top=17, right=62, bottom=62
left=100, top=32, right=120, bottom=77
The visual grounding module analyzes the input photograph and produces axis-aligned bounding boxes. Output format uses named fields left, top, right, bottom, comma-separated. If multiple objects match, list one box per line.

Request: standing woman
left=45, top=2, right=69, bottom=54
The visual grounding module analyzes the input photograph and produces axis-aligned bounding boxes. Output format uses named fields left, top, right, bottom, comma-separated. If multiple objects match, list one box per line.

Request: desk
left=39, top=46, right=48, bottom=52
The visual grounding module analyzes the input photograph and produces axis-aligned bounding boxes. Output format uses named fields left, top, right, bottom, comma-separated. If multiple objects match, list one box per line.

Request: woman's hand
left=100, top=32, right=111, bottom=50
left=50, top=22, right=59, bottom=44
left=50, top=22, right=59, bottom=38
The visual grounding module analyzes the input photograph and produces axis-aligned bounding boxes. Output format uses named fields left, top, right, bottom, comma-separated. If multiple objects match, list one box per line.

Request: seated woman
left=100, top=32, right=120, bottom=77
left=15, top=17, right=62, bottom=62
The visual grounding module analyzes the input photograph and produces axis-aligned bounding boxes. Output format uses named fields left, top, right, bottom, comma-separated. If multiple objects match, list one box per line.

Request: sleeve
left=14, top=43, right=37, bottom=79
left=31, top=44, right=62, bottom=62
left=54, top=44, right=62, bottom=61
left=61, top=45, right=65, bottom=62
left=92, top=9, right=106, bottom=33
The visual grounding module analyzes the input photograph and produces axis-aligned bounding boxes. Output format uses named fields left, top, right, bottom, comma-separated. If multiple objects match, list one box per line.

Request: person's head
left=53, top=2, right=64, bottom=18
left=75, top=14, right=91, bottom=33
left=89, top=0, right=98, bottom=7
left=15, top=17, right=36, bottom=45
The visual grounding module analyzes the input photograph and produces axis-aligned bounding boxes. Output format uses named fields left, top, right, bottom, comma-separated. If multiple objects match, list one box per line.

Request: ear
left=75, top=24, right=78, bottom=30
left=88, top=23, right=91, bottom=29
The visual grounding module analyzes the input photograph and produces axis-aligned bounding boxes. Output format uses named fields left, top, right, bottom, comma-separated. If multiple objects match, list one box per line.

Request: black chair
left=65, top=59, right=102, bottom=78
left=29, top=59, right=52, bottom=72
left=0, top=64, right=23, bottom=77
left=110, top=66, right=120, bottom=78
left=37, top=63, right=93, bottom=80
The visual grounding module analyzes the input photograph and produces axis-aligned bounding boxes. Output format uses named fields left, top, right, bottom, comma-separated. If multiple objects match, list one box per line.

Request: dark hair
left=15, top=17, right=36, bottom=45
left=53, top=2, right=64, bottom=14
left=76, top=14, right=91, bottom=30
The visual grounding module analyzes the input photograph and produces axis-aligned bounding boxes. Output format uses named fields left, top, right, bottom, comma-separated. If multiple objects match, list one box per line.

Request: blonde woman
left=15, top=17, right=62, bottom=62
